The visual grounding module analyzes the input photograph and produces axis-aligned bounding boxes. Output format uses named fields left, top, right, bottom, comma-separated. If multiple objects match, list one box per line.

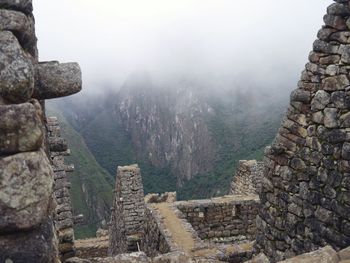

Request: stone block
left=33, top=61, right=82, bottom=99
left=0, top=102, right=43, bottom=155
left=0, top=219, right=58, bottom=263
left=0, top=0, right=33, bottom=14
left=0, top=9, right=36, bottom=49
left=0, top=150, right=54, bottom=232
left=0, top=31, right=34, bottom=103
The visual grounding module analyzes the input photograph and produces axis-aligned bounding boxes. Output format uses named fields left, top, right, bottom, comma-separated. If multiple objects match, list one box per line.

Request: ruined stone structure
left=48, top=116, right=76, bottom=261
left=177, top=195, right=259, bottom=242
left=256, top=1, right=350, bottom=261
left=109, top=164, right=146, bottom=255
left=230, top=160, right=265, bottom=195
left=0, top=1, right=81, bottom=261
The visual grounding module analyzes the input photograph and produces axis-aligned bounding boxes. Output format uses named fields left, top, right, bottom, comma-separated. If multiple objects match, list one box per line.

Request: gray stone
left=33, top=61, right=82, bottom=100
left=341, top=45, right=350, bottom=63
left=324, top=14, right=347, bottom=30
left=0, top=31, right=34, bottom=103
left=327, top=3, right=350, bottom=16
left=313, top=40, right=339, bottom=54
left=0, top=10, right=35, bottom=49
left=311, top=90, right=330, bottom=111
left=0, top=150, right=54, bottom=232
left=324, top=108, right=338, bottom=128
left=322, top=75, right=350, bottom=91
left=340, top=112, right=350, bottom=127
left=312, top=111, right=324, bottom=124
left=278, top=246, right=338, bottom=263
left=290, top=89, right=311, bottom=103
left=342, top=142, right=350, bottom=160
left=325, top=65, right=339, bottom=76
left=0, top=102, right=43, bottom=155
left=0, top=0, right=33, bottom=14
left=331, top=91, right=350, bottom=109
left=317, top=28, right=337, bottom=41
left=0, top=219, right=58, bottom=263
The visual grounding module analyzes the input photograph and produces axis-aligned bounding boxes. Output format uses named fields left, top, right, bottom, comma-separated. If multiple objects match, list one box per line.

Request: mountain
left=52, top=73, right=288, bottom=200
left=46, top=106, right=114, bottom=239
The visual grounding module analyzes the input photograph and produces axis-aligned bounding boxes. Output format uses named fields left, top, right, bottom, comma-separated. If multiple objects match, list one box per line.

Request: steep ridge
left=52, top=74, right=287, bottom=200
left=47, top=105, right=114, bottom=238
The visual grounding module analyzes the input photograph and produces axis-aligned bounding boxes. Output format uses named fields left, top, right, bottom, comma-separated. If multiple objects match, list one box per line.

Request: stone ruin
left=48, top=116, right=76, bottom=260
left=230, top=160, right=265, bottom=196
left=255, top=0, right=350, bottom=261
left=2, top=0, right=350, bottom=263
left=0, top=0, right=82, bottom=262
left=108, top=164, right=146, bottom=255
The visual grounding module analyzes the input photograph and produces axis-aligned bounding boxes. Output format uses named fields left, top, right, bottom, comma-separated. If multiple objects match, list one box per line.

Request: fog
left=34, top=0, right=331, bottom=95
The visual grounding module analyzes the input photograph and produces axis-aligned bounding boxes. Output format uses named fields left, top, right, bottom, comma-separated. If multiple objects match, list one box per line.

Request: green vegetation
left=47, top=105, right=114, bottom=239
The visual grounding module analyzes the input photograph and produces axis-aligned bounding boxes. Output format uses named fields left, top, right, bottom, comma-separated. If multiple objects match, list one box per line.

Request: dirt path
left=151, top=203, right=195, bottom=252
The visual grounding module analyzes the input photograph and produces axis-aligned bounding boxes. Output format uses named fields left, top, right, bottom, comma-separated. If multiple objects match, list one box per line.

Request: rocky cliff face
left=117, top=74, right=216, bottom=185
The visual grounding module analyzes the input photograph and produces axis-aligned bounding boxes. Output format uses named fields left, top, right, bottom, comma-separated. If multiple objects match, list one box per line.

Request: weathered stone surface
left=290, top=89, right=311, bottom=103
left=311, top=90, right=330, bottom=111
left=49, top=137, right=68, bottom=152
left=33, top=61, right=82, bottom=99
left=230, top=160, right=265, bottom=195
left=324, top=14, right=347, bottom=30
left=109, top=164, right=146, bottom=255
left=324, top=108, right=338, bottom=128
left=322, top=75, right=349, bottom=91
left=278, top=246, right=338, bottom=263
left=0, top=31, right=34, bottom=103
left=327, top=3, right=350, bottom=16
left=0, top=150, right=54, bottom=232
left=0, top=102, right=43, bottom=155
left=0, top=9, right=35, bottom=48
left=257, top=1, right=350, bottom=261
left=0, top=219, right=58, bottom=263
left=0, top=0, right=33, bottom=14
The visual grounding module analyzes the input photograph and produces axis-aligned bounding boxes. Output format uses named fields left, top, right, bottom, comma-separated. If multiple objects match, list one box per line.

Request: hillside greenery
left=47, top=105, right=114, bottom=239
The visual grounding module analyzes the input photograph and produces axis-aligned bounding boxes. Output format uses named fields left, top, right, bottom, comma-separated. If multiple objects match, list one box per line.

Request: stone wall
left=141, top=205, right=173, bottom=257
left=256, top=0, right=350, bottom=261
left=176, top=195, right=259, bottom=242
left=230, top=160, right=265, bottom=195
left=0, top=1, right=81, bottom=261
left=109, top=164, right=146, bottom=255
left=48, top=116, right=76, bottom=261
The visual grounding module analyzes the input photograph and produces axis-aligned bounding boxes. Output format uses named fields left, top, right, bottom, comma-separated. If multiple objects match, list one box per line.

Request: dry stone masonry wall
left=230, top=160, right=265, bottom=196
left=141, top=205, right=173, bottom=257
left=0, top=1, right=81, bottom=262
left=176, top=195, right=259, bottom=243
left=109, top=164, right=146, bottom=255
left=257, top=0, right=350, bottom=261
left=48, top=116, right=76, bottom=261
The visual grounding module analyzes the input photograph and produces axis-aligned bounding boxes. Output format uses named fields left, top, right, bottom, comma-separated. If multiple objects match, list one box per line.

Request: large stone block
left=0, top=0, right=33, bottom=14
left=0, top=219, right=58, bottom=263
left=0, top=102, right=43, bottom=155
left=34, top=61, right=82, bottom=100
left=0, top=10, right=36, bottom=50
left=0, top=150, right=54, bottom=232
left=0, top=31, right=34, bottom=103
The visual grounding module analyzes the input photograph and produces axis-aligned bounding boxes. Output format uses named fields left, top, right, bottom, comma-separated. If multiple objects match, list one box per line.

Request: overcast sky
left=33, top=0, right=331, bottom=94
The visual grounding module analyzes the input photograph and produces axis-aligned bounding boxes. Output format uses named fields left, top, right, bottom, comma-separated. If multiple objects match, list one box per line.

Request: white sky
left=33, top=0, right=332, bottom=93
